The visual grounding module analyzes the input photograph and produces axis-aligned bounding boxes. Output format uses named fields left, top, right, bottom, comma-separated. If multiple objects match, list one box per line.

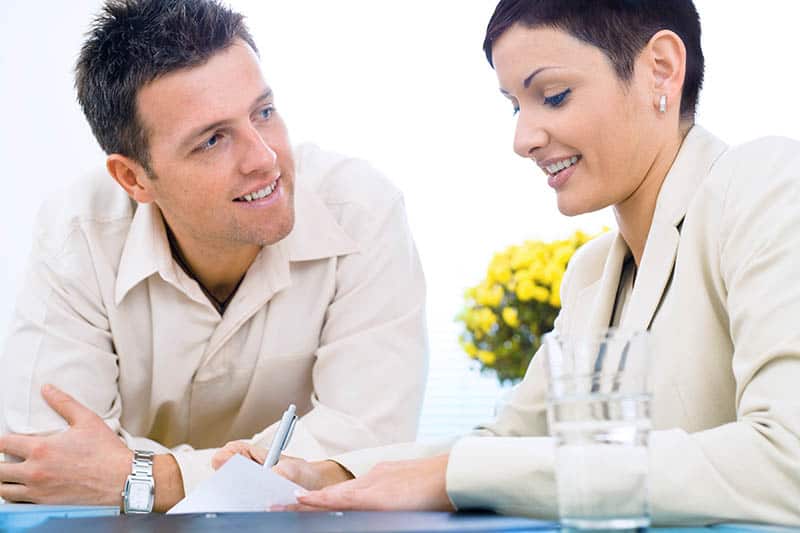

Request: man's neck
left=164, top=223, right=260, bottom=305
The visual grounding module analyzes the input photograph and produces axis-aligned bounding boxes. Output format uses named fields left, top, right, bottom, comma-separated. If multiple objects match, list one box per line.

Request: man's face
left=134, top=39, right=295, bottom=256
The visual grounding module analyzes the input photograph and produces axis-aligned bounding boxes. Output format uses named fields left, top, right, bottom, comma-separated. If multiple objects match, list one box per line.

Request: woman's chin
left=556, top=197, right=592, bottom=217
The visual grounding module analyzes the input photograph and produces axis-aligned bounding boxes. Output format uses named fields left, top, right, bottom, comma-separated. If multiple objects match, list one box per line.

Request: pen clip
left=280, top=415, right=298, bottom=452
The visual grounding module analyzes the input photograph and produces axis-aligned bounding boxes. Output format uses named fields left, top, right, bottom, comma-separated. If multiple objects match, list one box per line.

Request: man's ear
left=106, top=154, right=155, bottom=203
left=645, top=29, right=686, bottom=115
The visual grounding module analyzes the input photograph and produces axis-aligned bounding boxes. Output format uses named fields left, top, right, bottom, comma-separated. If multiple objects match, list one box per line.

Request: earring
left=658, top=95, right=667, bottom=113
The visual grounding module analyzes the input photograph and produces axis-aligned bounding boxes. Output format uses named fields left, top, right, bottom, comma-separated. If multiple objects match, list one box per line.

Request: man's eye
left=201, top=134, right=220, bottom=150
left=544, top=88, right=571, bottom=108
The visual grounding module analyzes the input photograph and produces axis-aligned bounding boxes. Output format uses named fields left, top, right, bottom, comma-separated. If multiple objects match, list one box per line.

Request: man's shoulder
left=294, top=143, right=403, bottom=217
left=33, top=170, right=135, bottom=256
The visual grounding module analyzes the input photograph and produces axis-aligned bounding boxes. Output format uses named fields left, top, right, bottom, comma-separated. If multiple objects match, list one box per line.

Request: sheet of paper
left=167, top=453, right=301, bottom=514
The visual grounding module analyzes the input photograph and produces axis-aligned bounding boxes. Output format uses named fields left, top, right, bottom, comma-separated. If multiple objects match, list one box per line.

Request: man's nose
left=239, top=125, right=278, bottom=176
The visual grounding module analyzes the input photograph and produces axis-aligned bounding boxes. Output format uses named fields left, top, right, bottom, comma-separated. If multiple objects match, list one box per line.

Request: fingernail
left=42, top=384, right=54, bottom=394
left=294, top=488, right=309, bottom=498
left=270, top=505, right=285, bottom=512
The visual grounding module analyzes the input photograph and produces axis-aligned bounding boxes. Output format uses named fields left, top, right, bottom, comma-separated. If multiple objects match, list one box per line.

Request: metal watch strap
left=122, top=450, right=155, bottom=514
left=131, top=450, right=154, bottom=477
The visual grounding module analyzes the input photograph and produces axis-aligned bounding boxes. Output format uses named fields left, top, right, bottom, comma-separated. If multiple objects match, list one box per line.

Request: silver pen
left=264, top=404, right=297, bottom=468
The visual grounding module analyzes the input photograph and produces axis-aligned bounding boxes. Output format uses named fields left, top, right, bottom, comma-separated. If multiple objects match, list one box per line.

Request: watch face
left=128, top=480, right=153, bottom=510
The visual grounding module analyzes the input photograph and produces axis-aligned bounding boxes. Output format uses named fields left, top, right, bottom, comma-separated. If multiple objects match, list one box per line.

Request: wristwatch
left=121, top=450, right=155, bottom=514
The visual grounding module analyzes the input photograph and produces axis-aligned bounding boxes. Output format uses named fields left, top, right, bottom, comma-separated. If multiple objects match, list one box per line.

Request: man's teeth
left=241, top=181, right=277, bottom=202
left=546, top=155, right=579, bottom=175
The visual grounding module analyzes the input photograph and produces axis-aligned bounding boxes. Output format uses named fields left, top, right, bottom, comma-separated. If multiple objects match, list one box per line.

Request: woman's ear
left=106, top=154, right=155, bottom=203
left=645, top=29, right=687, bottom=115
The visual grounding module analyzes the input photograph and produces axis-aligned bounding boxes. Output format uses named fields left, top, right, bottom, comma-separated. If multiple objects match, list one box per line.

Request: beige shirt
left=336, top=126, right=800, bottom=526
left=0, top=144, right=428, bottom=494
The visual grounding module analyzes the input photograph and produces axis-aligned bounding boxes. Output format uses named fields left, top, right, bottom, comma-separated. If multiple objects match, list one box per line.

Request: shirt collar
left=114, top=180, right=359, bottom=306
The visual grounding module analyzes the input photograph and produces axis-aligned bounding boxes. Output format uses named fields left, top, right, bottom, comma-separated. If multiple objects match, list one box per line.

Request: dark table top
left=21, top=511, right=557, bottom=533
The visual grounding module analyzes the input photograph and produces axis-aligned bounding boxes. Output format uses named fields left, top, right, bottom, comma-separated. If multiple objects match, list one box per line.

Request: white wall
left=2, top=1, right=799, bottom=438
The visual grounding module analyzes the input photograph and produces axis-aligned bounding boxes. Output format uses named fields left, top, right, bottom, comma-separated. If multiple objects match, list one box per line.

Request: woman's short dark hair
left=75, top=0, right=258, bottom=171
left=483, top=0, right=704, bottom=121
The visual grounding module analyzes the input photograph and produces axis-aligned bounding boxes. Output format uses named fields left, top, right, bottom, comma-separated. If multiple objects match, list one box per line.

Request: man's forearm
left=153, top=454, right=185, bottom=512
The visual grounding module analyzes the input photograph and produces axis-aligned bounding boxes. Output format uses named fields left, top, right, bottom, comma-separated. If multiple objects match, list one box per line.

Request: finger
left=211, top=450, right=233, bottom=470
left=0, top=481, right=32, bottom=503
left=296, top=484, right=359, bottom=510
left=41, top=384, right=94, bottom=426
left=250, top=447, right=267, bottom=465
left=271, top=503, right=328, bottom=512
left=0, top=434, right=36, bottom=459
left=0, top=462, right=28, bottom=484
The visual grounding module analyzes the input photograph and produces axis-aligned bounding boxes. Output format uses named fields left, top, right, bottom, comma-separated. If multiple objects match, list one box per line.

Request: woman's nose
left=513, top=110, right=549, bottom=159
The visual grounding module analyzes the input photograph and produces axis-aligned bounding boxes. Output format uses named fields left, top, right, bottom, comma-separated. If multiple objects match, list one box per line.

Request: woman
left=215, top=0, right=800, bottom=525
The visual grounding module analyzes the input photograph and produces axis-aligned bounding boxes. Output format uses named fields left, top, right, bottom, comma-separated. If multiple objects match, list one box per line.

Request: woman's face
left=492, top=24, right=664, bottom=216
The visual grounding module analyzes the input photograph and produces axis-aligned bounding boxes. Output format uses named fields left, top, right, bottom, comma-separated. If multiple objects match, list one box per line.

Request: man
left=0, top=0, right=427, bottom=512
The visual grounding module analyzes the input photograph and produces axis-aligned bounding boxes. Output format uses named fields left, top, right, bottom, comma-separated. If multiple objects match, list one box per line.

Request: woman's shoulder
left=561, top=231, right=617, bottom=295
left=713, top=135, right=800, bottom=186
left=704, top=135, right=800, bottom=214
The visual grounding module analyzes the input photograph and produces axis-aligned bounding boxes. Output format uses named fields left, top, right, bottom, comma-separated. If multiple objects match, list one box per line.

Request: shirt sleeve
left=249, top=193, right=429, bottom=460
left=0, top=219, right=216, bottom=496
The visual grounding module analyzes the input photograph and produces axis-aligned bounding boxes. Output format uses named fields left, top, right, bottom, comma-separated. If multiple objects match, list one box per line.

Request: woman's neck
left=614, top=126, right=690, bottom=266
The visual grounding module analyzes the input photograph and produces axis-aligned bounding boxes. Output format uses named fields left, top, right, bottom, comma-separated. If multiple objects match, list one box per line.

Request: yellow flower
left=502, top=307, right=520, bottom=328
left=461, top=340, right=478, bottom=358
left=487, top=285, right=504, bottom=307
left=531, top=285, right=550, bottom=303
left=476, top=307, right=498, bottom=334
left=488, top=255, right=512, bottom=284
left=477, top=350, right=496, bottom=366
left=516, top=279, right=536, bottom=301
left=476, top=283, right=504, bottom=308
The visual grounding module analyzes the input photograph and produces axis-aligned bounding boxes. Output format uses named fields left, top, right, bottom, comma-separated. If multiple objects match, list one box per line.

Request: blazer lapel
left=622, top=224, right=679, bottom=332
left=622, top=125, right=728, bottom=332
left=577, top=232, right=629, bottom=336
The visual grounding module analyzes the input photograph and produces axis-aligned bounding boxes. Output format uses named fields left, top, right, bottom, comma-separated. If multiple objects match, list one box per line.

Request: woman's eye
left=544, top=88, right=571, bottom=108
left=260, top=105, right=274, bottom=120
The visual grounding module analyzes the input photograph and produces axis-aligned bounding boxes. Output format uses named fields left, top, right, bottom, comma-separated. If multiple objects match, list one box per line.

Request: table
left=4, top=509, right=795, bottom=532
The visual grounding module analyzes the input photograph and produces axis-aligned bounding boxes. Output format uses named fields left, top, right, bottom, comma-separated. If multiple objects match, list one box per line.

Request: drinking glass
left=543, top=329, right=652, bottom=530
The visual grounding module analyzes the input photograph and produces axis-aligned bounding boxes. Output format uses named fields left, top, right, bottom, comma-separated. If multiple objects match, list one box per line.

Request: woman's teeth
left=546, top=155, right=579, bottom=175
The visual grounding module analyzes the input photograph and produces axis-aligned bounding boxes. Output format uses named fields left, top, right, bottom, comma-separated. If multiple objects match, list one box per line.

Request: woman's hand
left=278, top=454, right=455, bottom=512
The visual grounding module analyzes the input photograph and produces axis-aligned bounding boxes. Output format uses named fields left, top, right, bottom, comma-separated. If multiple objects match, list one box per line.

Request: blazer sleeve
left=446, top=141, right=800, bottom=526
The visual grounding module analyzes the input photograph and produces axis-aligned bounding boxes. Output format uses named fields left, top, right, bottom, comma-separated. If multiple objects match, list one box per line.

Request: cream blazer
left=1, top=144, right=429, bottom=495
left=338, top=126, right=800, bottom=526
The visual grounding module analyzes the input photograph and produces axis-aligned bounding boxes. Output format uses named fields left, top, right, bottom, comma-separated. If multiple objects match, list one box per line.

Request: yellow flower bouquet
left=457, top=230, right=599, bottom=383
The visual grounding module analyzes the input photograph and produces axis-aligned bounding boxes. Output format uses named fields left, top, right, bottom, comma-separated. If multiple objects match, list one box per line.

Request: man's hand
left=277, top=454, right=455, bottom=512
left=213, top=440, right=353, bottom=490
left=0, top=384, right=132, bottom=505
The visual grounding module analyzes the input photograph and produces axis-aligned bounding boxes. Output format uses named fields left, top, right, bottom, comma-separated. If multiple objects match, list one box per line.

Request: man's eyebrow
left=182, top=89, right=274, bottom=149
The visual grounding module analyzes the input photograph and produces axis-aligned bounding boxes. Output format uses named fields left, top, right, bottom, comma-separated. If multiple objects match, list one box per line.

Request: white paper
left=167, top=454, right=301, bottom=514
